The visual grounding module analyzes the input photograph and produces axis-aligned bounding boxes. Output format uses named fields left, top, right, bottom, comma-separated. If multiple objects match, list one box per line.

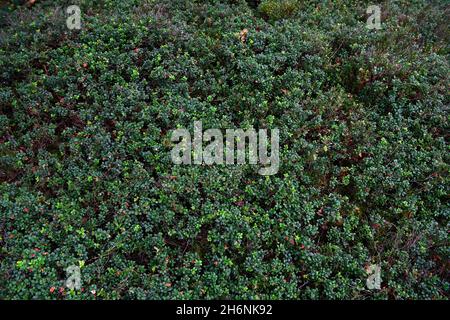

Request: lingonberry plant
left=0, top=0, right=448, bottom=300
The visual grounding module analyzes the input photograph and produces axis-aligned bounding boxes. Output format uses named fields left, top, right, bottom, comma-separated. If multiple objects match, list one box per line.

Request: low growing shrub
left=258, top=0, right=301, bottom=20
left=0, top=0, right=448, bottom=300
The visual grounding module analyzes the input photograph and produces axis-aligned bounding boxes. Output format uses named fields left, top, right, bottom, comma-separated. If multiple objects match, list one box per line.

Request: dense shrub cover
left=0, top=0, right=448, bottom=299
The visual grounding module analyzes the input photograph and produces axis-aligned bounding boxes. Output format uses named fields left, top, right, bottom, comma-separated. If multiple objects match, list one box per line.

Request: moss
left=258, top=0, right=301, bottom=20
